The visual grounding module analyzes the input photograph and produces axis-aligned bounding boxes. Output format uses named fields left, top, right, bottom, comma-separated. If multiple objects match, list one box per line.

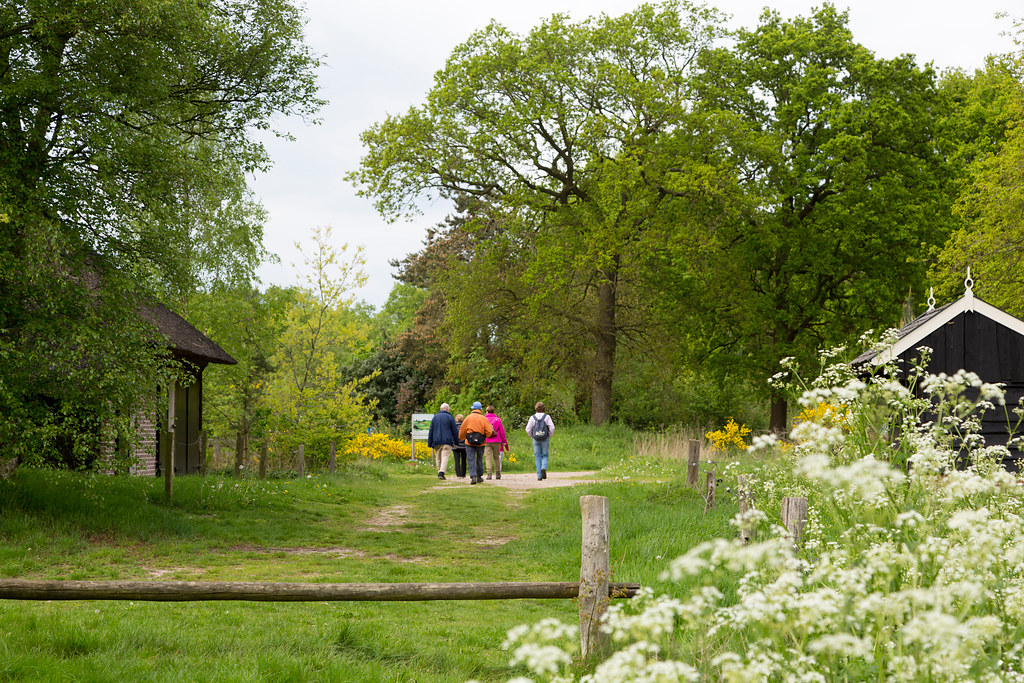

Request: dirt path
left=432, top=470, right=601, bottom=490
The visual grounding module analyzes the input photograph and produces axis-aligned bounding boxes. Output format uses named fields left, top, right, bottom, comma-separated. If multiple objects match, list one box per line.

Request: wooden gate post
left=579, top=495, right=610, bottom=659
left=234, top=433, right=244, bottom=479
left=704, top=471, right=716, bottom=511
left=329, top=439, right=337, bottom=474
left=686, top=439, right=700, bottom=488
left=160, top=432, right=173, bottom=502
left=297, top=444, right=305, bottom=476
left=781, top=497, right=808, bottom=547
left=737, top=475, right=754, bottom=544
left=164, top=382, right=175, bottom=502
left=199, top=430, right=208, bottom=477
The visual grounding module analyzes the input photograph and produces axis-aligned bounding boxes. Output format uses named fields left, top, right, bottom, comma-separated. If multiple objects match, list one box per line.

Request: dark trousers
left=453, top=447, right=467, bottom=477
left=466, top=445, right=485, bottom=479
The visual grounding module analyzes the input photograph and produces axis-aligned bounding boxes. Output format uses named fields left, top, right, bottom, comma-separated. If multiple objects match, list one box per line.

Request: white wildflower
left=582, top=642, right=699, bottom=683
left=508, top=643, right=572, bottom=677
left=748, top=433, right=778, bottom=452
left=808, top=633, right=873, bottom=658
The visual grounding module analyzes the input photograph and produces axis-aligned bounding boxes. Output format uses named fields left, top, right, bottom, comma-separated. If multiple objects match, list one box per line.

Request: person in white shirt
left=524, top=401, right=555, bottom=481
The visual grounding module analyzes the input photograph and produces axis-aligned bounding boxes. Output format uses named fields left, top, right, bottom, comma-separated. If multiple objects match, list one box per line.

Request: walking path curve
left=433, top=470, right=601, bottom=490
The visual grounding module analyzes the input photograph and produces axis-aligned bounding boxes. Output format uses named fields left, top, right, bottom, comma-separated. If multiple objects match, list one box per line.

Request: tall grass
left=504, top=423, right=639, bottom=472
left=633, top=427, right=707, bottom=462
left=0, top=425, right=734, bottom=682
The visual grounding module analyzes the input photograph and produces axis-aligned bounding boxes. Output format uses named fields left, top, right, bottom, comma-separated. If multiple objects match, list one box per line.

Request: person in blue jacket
left=427, top=403, right=459, bottom=480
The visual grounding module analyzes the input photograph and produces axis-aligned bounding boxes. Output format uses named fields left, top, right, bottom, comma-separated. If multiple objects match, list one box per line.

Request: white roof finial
left=965, top=267, right=975, bottom=310
left=927, top=287, right=935, bottom=311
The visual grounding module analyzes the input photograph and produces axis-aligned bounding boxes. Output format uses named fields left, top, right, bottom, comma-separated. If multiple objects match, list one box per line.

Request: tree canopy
left=933, top=33, right=1024, bottom=312
left=351, top=1, right=729, bottom=423
left=355, top=2, right=957, bottom=429
left=0, top=0, right=321, bottom=460
left=683, top=5, right=954, bottom=430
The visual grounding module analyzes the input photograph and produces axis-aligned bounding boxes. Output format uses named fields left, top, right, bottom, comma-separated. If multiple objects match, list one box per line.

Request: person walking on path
left=525, top=402, right=555, bottom=481
left=453, top=414, right=468, bottom=478
left=427, top=403, right=459, bottom=480
left=483, top=405, right=509, bottom=480
left=459, top=402, right=494, bottom=484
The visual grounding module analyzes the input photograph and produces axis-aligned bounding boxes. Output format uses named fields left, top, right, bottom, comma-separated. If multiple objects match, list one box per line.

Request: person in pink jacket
left=483, top=405, right=509, bottom=480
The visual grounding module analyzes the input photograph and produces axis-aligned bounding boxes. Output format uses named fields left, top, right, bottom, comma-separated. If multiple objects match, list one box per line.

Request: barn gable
left=853, top=280, right=1024, bottom=467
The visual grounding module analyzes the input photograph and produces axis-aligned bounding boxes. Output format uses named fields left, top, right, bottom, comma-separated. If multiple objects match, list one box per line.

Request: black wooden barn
left=852, top=281, right=1024, bottom=470
left=138, top=303, right=236, bottom=476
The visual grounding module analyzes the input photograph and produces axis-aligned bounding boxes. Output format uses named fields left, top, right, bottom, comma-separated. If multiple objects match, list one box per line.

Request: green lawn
left=0, top=428, right=734, bottom=682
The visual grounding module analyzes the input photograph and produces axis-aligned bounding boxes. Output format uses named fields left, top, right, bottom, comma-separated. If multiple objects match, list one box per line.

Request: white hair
left=440, top=403, right=450, bottom=412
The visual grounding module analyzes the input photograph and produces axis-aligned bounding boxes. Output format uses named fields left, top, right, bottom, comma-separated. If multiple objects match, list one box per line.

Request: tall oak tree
left=351, top=1, right=727, bottom=423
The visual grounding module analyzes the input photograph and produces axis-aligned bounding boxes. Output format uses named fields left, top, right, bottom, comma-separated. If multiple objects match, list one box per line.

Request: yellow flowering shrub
left=793, top=402, right=851, bottom=430
left=343, top=433, right=431, bottom=462
left=705, top=418, right=751, bottom=452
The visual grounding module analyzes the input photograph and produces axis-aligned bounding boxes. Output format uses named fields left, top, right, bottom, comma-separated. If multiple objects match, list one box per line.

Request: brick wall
left=131, top=412, right=159, bottom=477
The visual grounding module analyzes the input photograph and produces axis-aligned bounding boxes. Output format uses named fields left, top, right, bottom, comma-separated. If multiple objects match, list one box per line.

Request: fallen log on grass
left=0, top=579, right=641, bottom=602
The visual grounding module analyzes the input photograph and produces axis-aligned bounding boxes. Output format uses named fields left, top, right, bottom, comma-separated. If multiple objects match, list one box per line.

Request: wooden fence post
left=329, top=439, right=337, bottom=474
left=704, top=471, right=716, bottom=511
left=0, top=457, right=17, bottom=480
left=234, top=433, right=244, bottom=479
left=164, top=381, right=175, bottom=502
left=259, top=443, right=267, bottom=480
left=579, top=495, right=610, bottom=659
left=161, top=432, right=173, bottom=503
left=781, top=497, right=808, bottom=547
left=198, top=430, right=208, bottom=477
left=686, top=439, right=700, bottom=488
left=297, top=444, right=305, bottom=476
left=737, top=475, right=754, bottom=544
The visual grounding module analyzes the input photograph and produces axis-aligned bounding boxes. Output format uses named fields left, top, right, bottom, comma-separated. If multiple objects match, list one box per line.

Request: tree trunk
left=591, top=266, right=617, bottom=425
left=770, top=392, right=788, bottom=434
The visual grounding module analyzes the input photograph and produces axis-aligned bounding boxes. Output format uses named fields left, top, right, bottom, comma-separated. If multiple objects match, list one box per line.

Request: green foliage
left=0, top=0, right=321, bottom=462
left=345, top=284, right=437, bottom=425
left=678, top=4, right=955, bottom=429
left=933, top=27, right=1024, bottom=312
left=611, top=349, right=766, bottom=430
left=372, top=284, right=427, bottom=342
left=265, top=227, right=374, bottom=450
left=184, top=284, right=294, bottom=444
left=351, top=2, right=730, bottom=424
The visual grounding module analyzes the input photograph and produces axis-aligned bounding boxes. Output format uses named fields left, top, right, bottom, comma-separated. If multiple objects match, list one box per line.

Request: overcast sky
left=249, top=0, right=1019, bottom=308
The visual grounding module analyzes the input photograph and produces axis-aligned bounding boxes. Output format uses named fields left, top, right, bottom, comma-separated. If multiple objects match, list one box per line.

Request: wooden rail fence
left=0, top=495, right=629, bottom=659
left=0, top=580, right=639, bottom=603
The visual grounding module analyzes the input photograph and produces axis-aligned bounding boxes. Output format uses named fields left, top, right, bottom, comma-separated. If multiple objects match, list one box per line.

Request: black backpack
left=531, top=414, right=549, bottom=440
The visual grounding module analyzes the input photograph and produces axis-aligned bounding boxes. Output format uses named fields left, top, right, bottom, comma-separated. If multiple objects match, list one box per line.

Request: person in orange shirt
left=458, top=402, right=494, bottom=485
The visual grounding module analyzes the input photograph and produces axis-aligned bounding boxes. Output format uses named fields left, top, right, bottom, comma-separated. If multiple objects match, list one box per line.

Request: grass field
left=0, top=426, right=733, bottom=682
